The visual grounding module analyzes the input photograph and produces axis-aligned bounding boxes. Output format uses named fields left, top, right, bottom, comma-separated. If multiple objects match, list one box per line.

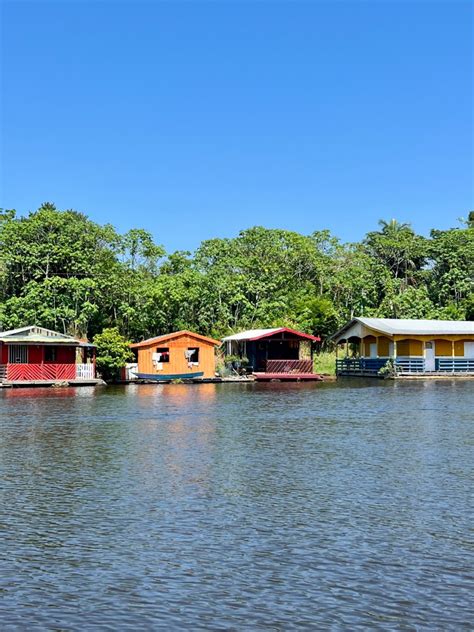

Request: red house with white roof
left=0, top=326, right=96, bottom=384
left=222, top=327, right=322, bottom=381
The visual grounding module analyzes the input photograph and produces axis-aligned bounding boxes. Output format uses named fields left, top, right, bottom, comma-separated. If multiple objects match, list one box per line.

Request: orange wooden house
left=130, top=330, right=221, bottom=381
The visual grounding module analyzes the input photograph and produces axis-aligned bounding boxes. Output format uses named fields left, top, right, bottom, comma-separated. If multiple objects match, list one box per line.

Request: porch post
left=451, top=340, right=455, bottom=373
left=345, top=340, right=349, bottom=358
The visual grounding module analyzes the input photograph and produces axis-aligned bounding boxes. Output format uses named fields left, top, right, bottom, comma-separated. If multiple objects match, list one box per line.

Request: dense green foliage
left=0, top=203, right=472, bottom=344
left=93, top=327, right=134, bottom=382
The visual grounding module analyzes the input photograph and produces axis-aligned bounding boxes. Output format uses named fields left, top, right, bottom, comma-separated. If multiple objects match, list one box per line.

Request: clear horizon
left=1, top=1, right=472, bottom=252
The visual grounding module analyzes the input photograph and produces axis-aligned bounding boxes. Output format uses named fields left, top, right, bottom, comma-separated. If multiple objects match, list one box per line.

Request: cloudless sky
left=1, top=1, right=472, bottom=252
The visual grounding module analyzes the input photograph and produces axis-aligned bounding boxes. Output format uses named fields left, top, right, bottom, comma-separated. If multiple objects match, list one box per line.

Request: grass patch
left=313, top=350, right=337, bottom=375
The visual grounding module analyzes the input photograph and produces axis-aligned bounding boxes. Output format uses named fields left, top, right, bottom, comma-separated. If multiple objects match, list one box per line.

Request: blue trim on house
left=336, top=358, right=388, bottom=374
left=435, top=358, right=474, bottom=372
left=136, top=371, right=204, bottom=381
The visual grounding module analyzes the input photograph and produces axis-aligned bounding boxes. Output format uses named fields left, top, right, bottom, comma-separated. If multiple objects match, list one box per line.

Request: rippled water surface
left=1, top=380, right=473, bottom=629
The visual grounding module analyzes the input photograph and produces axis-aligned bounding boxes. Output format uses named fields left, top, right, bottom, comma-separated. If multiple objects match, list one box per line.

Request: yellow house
left=332, top=318, right=474, bottom=375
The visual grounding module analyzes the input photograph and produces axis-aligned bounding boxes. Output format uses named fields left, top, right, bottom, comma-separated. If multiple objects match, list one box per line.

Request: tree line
left=0, top=204, right=473, bottom=346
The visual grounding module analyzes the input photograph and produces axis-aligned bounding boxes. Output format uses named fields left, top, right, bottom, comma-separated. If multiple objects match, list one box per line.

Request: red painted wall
left=57, top=346, right=76, bottom=363
left=2, top=344, right=77, bottom=365
left=29, top=346, right=43, bottom=363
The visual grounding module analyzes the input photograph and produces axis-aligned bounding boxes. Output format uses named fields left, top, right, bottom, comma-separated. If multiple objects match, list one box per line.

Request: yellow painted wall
left=363, top=336, right=376, bottom=356
left=397, top=339, right=423, bottom=356
left=355, top=331, right=474, bottom=358
left=430, top=339, right=465, bottom=356
left=454, top=341, right=465, bottom=356
left=434, top=339, right=452, bottom=356
left=377, top=336, right=391, bottom=356
left=137, top=334, right=217, bottom=378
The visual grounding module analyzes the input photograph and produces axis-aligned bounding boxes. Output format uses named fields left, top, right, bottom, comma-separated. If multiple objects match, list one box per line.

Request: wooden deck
left=253, top=372, right=323, bottom=382
left=1, top=379, right=104, bottom=388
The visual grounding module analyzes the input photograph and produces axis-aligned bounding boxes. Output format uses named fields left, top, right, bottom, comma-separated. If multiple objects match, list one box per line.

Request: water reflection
left=0, top=380, right=473, bottom=629
left=2, top=386, right=80, bottom=400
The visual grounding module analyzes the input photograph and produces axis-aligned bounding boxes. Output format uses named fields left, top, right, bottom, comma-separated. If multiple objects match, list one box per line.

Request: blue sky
left=1, top=1, right=472, bottom=252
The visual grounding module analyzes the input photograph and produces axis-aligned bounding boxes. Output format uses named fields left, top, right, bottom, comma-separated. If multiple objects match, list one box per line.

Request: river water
left=0, top=380, right=473, bottom=630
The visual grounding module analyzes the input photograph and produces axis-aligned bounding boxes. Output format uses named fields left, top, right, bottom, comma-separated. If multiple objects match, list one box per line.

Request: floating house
left=223, top=328, right=322, bottom=381
left=332, top=318, right=474, bottom=376
left=130, top=331, right=221, bottom=381
left=0, top=325, right=97, bottom=385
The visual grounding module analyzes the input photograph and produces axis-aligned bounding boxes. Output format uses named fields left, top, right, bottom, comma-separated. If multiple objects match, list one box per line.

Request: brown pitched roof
left=130, top=330, right=221, bottom=349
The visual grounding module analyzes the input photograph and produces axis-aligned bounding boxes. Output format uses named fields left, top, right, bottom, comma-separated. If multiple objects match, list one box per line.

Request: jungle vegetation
left=0, top=204, right=473, bottom=346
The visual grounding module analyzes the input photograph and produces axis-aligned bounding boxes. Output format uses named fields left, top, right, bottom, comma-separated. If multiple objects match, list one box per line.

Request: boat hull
left=135, top=371, right=204, bottom=382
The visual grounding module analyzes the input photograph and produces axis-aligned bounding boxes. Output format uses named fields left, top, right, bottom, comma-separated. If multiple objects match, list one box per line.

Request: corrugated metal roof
left=333, top=317, right=474, bottom=339
left=0, top=335, right=80, bottom=344
left=0, top=325, right=81, bottom=344
left=222, top=328, right=320, bottom=342
left=0, top=326, right=32, bottom=336
left=222, top=328, right=281, bottom=342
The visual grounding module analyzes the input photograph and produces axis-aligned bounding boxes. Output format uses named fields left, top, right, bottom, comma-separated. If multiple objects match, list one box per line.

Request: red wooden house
left=0, top=326, right=96, bottom=384
left=223, top=328, right=323, bottom=381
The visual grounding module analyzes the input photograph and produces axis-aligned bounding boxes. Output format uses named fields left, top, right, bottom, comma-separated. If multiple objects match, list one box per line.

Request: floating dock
left=252, top=372, right=323, bottom=382
left=0, top=379, right=104, bottom=388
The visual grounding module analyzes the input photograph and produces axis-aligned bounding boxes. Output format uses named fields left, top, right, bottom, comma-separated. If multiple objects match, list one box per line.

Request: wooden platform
left=337, top=371, right=474, bottom=379
left=252, top=372, right=323, bottom=382
left=397, top=372, right=474, bottom=379
left=337, top=371, right=383, bottom=378
left=0, top=379, right=104, bottom=388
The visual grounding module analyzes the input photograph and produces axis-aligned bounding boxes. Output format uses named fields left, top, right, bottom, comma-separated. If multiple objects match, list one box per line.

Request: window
left=44, top=346, right=57, bottom=362
left=154, top=347, right=170, bottom=363
left=186, top=347, right=200, bottom=364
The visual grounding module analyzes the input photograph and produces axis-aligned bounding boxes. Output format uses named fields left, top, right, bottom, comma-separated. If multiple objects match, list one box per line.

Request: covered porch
left=0, top=326, right=97, bottom=385
left=223, top=328, right=323, bottom=381
left=332, top=318, right=474, bottom=377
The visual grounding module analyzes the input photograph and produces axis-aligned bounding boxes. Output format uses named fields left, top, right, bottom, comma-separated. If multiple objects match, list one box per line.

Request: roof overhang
left=0, top=325, right=86, bottom=346
left=0, top=337, right=80, bottom=345
left=224, top=327, right=320, bottom=343
left=331, top=320, right=368, bottom=342
left=131, top=330, right=221, bottom=349
left=332, top=317, right=474, bottom=341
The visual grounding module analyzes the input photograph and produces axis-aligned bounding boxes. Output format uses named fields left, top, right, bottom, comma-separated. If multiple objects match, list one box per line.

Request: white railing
left=124, top=363, right=138, bottom=380
left=76, top=364, right=95, bottom=379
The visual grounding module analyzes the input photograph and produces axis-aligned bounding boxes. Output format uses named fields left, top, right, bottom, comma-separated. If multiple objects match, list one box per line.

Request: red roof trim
left=248, top=328, right=320, bottom=342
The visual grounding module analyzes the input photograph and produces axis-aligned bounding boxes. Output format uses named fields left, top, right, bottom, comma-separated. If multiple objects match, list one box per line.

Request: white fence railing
left=76, top=364, right=95, bottom=379
left=124, top=363, right=138, bottom=380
